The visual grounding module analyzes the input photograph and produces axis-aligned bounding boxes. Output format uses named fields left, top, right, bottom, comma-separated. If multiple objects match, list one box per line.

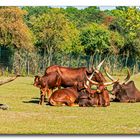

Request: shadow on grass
left=22, top=100, right=39, bottom=104
left=22, top=98, right=51, bottom=106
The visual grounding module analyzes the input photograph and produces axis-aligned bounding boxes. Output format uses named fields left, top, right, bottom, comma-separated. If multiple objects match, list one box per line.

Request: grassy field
left=0, top=75, right=140, bottom=134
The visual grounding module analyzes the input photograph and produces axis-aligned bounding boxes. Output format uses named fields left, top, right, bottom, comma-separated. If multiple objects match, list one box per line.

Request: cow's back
left=45, top=65, right=59, bottom=75
left=45, top=65, right=88, bottom=87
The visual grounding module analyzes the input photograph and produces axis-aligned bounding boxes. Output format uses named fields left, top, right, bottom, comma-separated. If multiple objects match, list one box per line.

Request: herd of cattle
left=33, top=60, right=140, bottom=107
left=0, top=59, right=139, bottom=108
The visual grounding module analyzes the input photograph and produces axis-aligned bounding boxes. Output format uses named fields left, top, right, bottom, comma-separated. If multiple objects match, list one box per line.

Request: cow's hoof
left=70, top=103, right=79, bottom=107
left=0, top=104, right=9, bottom=110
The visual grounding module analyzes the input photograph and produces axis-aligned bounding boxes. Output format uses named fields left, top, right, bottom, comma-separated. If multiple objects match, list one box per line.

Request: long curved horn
left=84, top=82, right=88, bottom=89
left=105, top=70, right=117, bottom=82
left=86, top=74, right=99, bottom=85
left=0, top=75, right=20, bottom=86
left=120, top=69, right=131, bottom=84
left=96, top=59, right=105, bottom=71
left=103, top=79, right=119, bottom=86
left=92, top=65, right=96, bottom=71
left=86, top=72, right=95, bottom=86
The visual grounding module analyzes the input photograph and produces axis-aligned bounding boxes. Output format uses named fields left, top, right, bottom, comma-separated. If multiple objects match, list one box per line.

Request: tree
left=0, top=7, right=34, bottom=73
left=29, top=8, right=81, bottom=67
left=0, top=7, right=34, bottom=50
left=110, top=7, right=140, bottom=67
left=80, top=23, right=124, bottom=67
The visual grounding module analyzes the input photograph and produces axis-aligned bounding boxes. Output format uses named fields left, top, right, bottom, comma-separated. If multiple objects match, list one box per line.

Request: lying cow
left=33, top=72, right=61, bottom=105
left=77, top=75, right=118, bottom=107
left=105, top=69, right=140, bottom=102
left=49, top=82, right=81, bottom=106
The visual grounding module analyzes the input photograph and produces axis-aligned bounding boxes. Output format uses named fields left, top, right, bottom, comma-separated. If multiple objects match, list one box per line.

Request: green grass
left=0, top=75, right=140, bottom=134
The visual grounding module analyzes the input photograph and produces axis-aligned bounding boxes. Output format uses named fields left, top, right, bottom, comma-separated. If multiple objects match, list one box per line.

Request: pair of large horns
left=105, top=68, right=130, bottom=84
left=86, top=59, right=118, bottom=86
left=86, top=74, right=119, bottom=86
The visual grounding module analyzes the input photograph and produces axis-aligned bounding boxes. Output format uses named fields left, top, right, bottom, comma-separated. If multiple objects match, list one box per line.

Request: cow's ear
left=35, top=75, right=40, bottom=81
left=35, top=75, right=39, bottom=78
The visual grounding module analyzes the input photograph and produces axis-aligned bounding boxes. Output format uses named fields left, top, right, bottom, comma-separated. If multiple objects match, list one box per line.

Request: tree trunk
left=43, top=47, right=47, bottom=69
left=68, top=54, right=72, bottom=67
left=125, top=51, right=129, bottom=67
left=0, top=75, right=20, bottom=86
left=48, top=45, right=53, bottom=67
left=77, top=55, right=80, bottom=67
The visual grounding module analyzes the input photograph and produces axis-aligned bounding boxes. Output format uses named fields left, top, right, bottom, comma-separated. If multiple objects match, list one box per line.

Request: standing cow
left=33, top=72, right=61, bottom=105
left=44, top=60, right=106, bottom=88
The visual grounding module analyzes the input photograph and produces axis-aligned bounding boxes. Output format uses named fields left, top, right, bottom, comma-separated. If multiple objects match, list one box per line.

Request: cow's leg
left=97, top=94, right=102, bottom=107
left=49, top=97, right=68, bottom=106
left=102, top=91, right=110, bottom=107
left=70, top=103, right=79, bottom=107
left=39, top=94, right=44, bottom=105
left=47, top=89, right=49, bottom=99
left=129, top=98, right=136, bottom=103
left=44, top=94, right=47, bottom=102
left=120, top=100, right=129, bottom=103
left=67, top=95, right=79, bottom=107
left=39, top=89, right=46, bottom=105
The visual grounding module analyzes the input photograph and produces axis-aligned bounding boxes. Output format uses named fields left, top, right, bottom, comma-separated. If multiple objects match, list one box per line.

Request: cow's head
left=33, top=75, right=41, bottom=88
left=105, top=69, right=131, bottom=99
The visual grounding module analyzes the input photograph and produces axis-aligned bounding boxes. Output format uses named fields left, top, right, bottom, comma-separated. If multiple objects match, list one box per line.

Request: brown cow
left=49, top=83, right=80, bottom=106
left=83, top=84, right=110, bottom=107
left=44, top=60, right=106, bottom=89
left=106, top=69, right=140, bottom=103
left=33, top=72, right=61, bottom=105
left=77, top=74, right=118, bottom=107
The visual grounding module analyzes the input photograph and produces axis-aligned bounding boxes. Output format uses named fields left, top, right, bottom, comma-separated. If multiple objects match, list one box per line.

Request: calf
left=33, top=72, right=61, bottom=105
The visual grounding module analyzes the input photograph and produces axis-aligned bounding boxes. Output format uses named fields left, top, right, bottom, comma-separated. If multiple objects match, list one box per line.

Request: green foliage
left=0, top=7, right=34, bottom=51
left=0, top=6, right=140, bottom=74
left=80, top=23, right=111, bottom=55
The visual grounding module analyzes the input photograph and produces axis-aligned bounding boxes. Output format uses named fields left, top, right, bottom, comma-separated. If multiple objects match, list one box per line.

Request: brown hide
left=49, top=87, right=79, bottom=106
left=45, top=65, right=106, bottom=88
left=33, top=72, right=61, bottom=105
left=112, top=81, right=140, bottom=102
left=78, top=85, right=110, bottom=107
